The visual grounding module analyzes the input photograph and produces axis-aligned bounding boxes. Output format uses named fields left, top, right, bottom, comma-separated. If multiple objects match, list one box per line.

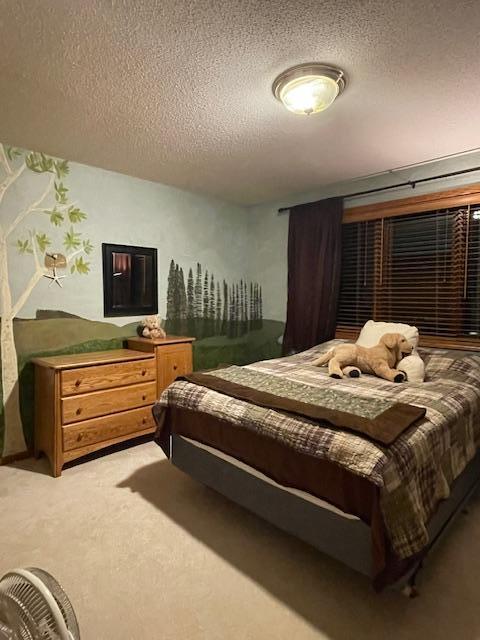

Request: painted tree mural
left=0, top=144, right=92, bottom=457
left=165, top=259, right=263, bottom=338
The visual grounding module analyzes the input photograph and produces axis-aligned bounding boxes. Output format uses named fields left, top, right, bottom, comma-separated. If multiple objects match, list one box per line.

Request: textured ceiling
left=1, top=0, right=480, bottom=205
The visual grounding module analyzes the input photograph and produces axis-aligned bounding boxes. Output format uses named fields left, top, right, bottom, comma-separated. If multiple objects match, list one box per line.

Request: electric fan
left=0, top=568, right=80, bottom=639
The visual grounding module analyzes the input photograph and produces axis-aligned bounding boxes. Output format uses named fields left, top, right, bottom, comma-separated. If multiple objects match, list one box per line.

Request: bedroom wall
left=3, top=142, right=480, bottom=459
left=247, top=150, right=480, bottom=323
left=6, top=160, right=249, bottom=322
left=0, top=143, right=283, bottom=459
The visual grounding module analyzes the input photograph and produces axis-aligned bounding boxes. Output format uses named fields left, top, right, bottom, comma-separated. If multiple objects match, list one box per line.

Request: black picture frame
left=102, top=243, right=158, bottom=317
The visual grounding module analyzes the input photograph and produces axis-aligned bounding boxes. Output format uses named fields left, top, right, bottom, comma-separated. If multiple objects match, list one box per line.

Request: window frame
left=336, top=182, right=480, bottom=351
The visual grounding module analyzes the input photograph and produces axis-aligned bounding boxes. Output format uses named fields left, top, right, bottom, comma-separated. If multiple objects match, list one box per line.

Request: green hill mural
left=0, top=309, right=284, bottom=456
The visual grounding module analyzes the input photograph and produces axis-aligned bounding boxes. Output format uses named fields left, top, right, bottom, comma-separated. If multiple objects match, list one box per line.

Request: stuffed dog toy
left=312, top=333, right=414, bottom=383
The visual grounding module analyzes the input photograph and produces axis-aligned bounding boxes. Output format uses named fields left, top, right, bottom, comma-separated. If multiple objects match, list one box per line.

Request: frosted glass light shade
left=279, top=75, right=339, bottom=115
left=273, top=64, right=346, bottom=116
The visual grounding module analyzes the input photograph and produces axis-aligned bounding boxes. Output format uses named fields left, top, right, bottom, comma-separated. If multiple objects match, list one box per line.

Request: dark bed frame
left=171, top=434, right=480, bottom=595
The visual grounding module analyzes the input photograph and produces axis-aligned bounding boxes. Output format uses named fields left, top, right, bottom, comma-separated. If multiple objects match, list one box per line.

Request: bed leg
left=401, top=584, right=419, bottom=599
left=401, top=560, right=422, bottom=598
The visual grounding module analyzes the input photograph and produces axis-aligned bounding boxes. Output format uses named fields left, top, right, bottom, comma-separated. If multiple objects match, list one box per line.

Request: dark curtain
left=282, top=197, right=343, bottom=355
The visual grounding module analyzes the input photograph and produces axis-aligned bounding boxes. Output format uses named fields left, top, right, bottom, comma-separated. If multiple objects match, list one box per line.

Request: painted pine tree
left=194, top=262, right=202, bottom=336
left=243, top=280, right=248, bottom=335
left=239, top=279, right=244, bottom=335
left=258, top=284, right=263, bottom=329
left=243, top=280, right=248, bottom=333
left=249, top=282, right=254, bottom=330
left=0, top=145, right=92, bottom=457
left=216, top=281, right=222, bottom=333
left=235, top=283, right=240, bottom=337
left=165, top=260, right=178, bottom=333
left=228, top=286, right=235, bottom=338
left=165, top=259, right=177, bottom=334
left=186, top=267, right=195, bottom=334
left=209, top=273, right=215, bottom=336
left=222, top=280, right=228, bottom=335
left=194, top=263, right=202, bottom=317
left=173, top=263, right=180, bottom=326
left=178, top=267, right=187, bottom=334
left=202, top=270, right=209, bottom=338
left=252, top=283, right=258, bottom=329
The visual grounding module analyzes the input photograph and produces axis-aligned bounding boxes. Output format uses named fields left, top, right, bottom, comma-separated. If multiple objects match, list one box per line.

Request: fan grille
left=27, top=569, right=79, bottom=638
left=0, top=569, right=80, bottom=640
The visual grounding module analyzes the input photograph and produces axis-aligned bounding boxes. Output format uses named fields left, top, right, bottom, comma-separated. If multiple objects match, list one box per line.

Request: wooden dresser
left=33, top=337, right=195, bottom=477
left=127, top=336, right=195, bottom=396
left=33, top=349, right=158, bottom=477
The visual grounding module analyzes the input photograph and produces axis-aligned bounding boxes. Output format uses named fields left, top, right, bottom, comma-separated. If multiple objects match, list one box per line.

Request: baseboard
left=0, top=450, right=31, bottom=466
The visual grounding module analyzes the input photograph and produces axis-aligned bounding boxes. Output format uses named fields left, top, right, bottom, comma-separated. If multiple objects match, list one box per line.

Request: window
left=337, top=205, right=480, bottom=346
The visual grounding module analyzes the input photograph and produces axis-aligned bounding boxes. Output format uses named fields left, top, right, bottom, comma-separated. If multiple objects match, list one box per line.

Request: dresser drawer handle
left=77, top=433, right=84, bottom=442
left=142, top=417, right=147, bottom=425
left=75, top=379, right=81, bottom=387
left=141, top=369, right=147, bottom=376
left=76, top=408, right=82, bottom=415
left=142, top=394, right=147, bottom=401
left=173, top=365, right=178, bottom=371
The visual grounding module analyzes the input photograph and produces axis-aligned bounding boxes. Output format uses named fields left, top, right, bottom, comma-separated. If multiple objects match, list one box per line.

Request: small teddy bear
left=140, top=315, right=166, bottom=339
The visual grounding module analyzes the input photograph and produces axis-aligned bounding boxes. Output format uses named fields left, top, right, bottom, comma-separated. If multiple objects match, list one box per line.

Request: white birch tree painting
left=0, top=143, right=92, bottom=458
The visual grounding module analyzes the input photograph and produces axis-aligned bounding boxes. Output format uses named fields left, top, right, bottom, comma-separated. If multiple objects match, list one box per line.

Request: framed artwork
left=102, top=243, right=158, bottom=316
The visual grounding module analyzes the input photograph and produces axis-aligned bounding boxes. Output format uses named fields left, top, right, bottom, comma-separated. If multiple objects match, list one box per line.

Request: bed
left=152, top=340, right=480, bottom=592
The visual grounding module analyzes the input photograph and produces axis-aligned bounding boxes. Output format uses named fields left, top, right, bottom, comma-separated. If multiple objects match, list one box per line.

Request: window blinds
left=337, top=205, right=480, bottom=341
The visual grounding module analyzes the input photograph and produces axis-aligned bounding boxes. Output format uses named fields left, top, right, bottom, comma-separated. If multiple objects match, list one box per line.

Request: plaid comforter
left=155, top=340, right=480, bottom=559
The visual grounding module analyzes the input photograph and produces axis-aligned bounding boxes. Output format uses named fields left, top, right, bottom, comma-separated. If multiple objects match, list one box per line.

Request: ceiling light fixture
left=272, top=63, right=346, bottom=115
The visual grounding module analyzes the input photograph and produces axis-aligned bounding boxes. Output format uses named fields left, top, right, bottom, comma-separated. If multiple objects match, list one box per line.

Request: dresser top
left=31, top=349, right=154, bottom=370
left=128, top=335, right=195, bottom=346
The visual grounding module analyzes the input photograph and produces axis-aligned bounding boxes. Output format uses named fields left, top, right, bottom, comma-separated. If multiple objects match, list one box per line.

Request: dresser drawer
left=61, top=358, right=155, bottom=396
left=158, top=343, right=193, bottom=392
left=63, top=406, right=155, bottom=452
left=62, top=381, right=157, bottom=425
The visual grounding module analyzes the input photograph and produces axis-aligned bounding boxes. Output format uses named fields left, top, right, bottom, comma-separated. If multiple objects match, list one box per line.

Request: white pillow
left=356, top=320, right=419, bottom=348
left=397, top=353, right=425, bottom=383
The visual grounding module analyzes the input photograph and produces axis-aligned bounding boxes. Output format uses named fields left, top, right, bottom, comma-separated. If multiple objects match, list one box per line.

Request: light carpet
left=1, top=441, right=480, bottom=640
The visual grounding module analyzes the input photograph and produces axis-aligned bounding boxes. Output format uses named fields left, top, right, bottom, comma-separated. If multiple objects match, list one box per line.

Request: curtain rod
left=277, top=165, right=480, bottom=213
